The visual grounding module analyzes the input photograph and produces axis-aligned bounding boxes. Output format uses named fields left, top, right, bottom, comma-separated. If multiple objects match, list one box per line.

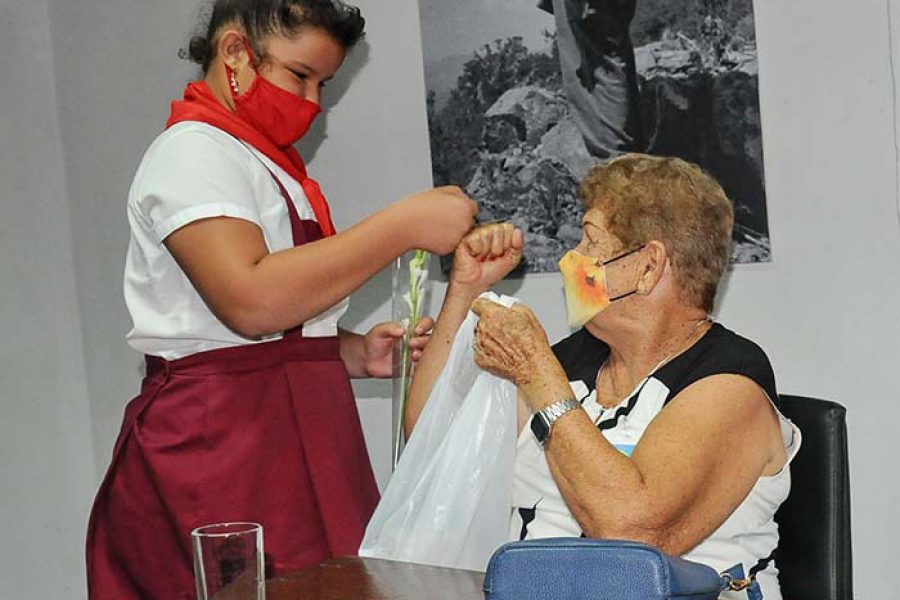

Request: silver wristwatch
left=530, top=398, right=581, bottom=444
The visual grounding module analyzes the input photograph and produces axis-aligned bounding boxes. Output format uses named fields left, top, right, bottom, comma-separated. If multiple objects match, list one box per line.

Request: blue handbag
left=483, top=538, right=722, bottom=600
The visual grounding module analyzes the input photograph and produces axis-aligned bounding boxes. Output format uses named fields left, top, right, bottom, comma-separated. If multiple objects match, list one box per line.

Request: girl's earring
left=230, top=71, right=240, bottom=95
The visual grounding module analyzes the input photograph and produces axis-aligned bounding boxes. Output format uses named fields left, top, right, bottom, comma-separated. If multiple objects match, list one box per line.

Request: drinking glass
left=192, top=522, right=265, bottom=600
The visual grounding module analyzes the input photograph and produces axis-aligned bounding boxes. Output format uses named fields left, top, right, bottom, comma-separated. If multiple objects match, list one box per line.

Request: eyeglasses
left=588, top=243, right=647, bottom=268
left=582, top=243, right=647, bottom=302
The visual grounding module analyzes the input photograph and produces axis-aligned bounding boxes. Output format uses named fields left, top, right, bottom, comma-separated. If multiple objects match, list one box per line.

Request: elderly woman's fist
left=450, top=223, right=524, bottom=295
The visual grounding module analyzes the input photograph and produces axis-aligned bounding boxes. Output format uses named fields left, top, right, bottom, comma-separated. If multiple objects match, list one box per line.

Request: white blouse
left=124, top=121, right=347, bottom=360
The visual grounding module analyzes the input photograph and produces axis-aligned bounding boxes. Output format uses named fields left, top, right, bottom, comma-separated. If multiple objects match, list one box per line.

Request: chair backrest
left=773, top=395, right=853, bottom=600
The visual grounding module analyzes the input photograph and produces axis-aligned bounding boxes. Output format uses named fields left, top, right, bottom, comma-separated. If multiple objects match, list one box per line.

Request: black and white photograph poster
left=419, top=0, right=772, bottom=273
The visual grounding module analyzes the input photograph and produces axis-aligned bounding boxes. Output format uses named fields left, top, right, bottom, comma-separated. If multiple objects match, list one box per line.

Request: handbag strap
left=719, top=553, right=773, bottom=592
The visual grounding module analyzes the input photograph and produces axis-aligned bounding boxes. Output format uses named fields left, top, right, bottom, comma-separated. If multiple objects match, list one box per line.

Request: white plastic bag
left=359, top=292, right=519, bottom=571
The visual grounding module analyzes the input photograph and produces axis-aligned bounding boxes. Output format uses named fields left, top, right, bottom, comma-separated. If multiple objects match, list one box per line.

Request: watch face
left=530, top=412, right=550, bottom=443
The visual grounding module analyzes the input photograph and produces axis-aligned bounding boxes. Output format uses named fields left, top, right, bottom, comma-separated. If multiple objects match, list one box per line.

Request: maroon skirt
left=85, top=334, right=379, bottom=599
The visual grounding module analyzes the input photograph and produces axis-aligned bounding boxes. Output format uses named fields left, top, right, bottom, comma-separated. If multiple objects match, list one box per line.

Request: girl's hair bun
left=182, top=35, right=212, bottom=65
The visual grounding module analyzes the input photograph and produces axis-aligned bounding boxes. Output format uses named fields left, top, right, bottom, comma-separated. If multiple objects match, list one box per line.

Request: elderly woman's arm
left=403, top=224, right=524, bottom=438
left=471, top=299, right=783, bottom=555
left=546, top=375, right=778, bottom=554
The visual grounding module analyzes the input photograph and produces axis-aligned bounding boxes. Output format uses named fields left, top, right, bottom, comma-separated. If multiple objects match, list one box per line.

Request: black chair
left=773, top=395, right=853, bottom=600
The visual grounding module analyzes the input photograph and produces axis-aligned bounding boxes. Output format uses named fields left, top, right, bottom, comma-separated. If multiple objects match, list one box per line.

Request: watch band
left=531, top=397, right=581, bottom=444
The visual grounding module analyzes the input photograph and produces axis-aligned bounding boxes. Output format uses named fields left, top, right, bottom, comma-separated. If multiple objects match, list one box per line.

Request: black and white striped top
left=509, top=323, right=800, bottom=600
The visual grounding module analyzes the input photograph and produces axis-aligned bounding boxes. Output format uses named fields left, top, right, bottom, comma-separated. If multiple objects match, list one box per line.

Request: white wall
left=0, top=1, right=98, bottom=597
left=2, top=0, right=897, bottom=597
left=724, top=5, right=900, bottom=597
left=46, top=0, right=202, bottom=471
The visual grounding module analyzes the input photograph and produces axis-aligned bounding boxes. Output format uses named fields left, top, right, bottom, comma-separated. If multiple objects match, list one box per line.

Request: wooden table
left=267, top=556, right=485, bottom=600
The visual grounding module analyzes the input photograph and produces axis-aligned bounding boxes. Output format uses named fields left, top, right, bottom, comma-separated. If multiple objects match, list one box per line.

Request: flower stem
left=392, top=250, right=428, bottom=469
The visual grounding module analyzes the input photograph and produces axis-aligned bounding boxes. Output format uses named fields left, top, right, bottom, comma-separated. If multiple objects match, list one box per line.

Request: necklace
left=596, top=316, right=712, bottom=410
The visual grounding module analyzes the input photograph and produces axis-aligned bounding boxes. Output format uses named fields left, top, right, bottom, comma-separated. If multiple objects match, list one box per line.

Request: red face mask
left=228, top=43, right=322, bottom=148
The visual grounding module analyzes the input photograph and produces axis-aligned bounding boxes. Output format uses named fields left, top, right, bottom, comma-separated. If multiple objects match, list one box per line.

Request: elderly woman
left=406, top=154, right=799, bottom=600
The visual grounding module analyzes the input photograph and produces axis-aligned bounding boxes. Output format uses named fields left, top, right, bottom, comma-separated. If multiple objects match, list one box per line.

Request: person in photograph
left=85, top=1, right=478, bottom=598
left=539, top=0, right=642, bottom=158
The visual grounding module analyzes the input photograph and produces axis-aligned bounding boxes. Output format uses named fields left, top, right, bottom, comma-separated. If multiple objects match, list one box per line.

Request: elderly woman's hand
left=450, top=223, right=524, bottom=297
left=471, top=298, right=569, bottom=410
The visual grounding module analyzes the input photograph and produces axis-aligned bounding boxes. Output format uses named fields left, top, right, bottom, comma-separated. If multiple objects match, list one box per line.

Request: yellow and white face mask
left=557, top=245, right=645, bottom=328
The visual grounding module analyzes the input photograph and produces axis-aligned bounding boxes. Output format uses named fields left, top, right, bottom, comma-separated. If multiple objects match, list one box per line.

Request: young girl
left=86, top=2, right=477, bottom=597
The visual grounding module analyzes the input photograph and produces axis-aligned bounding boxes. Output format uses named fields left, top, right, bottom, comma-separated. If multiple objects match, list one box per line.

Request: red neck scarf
left=166, top=80, right=335, bottom=236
